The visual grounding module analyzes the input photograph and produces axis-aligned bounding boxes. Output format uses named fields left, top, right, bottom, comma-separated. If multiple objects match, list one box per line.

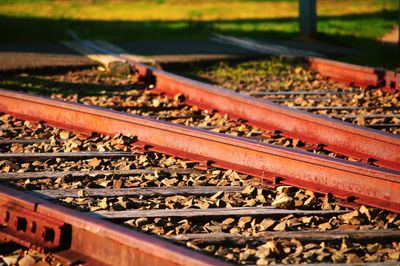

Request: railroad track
left=4, top=68, right=384, bottom=164
left=182, top=58, right=400, bottom=135
left=1, top=113, right=399, bottom=265
left=1, top=63, right=400, bottom=170
left=0, top=49, right=399, bottom=265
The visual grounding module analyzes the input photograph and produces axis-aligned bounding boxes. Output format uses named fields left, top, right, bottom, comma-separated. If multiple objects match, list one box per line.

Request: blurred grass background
left=0, top=0, right=398, bottom=67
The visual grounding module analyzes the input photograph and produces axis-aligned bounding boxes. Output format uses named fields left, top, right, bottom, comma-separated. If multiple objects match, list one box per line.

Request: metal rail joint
left=385, top=70, right=400, bottom=91
left=0, top=199, right=68, bottom=251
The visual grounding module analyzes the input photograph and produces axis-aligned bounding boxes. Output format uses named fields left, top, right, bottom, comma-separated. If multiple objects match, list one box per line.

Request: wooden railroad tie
left=91, top=207, right=347, bottom=219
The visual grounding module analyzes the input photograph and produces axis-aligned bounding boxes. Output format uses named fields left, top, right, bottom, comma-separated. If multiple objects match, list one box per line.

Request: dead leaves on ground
left=0, top=249, right=58, bottom=266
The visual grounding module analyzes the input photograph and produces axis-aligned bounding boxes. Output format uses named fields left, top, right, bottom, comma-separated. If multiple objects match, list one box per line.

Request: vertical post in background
left=299, top=0, right=317, bottom=38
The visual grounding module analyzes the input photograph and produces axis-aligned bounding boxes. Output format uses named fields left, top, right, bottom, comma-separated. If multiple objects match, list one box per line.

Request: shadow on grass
left=0, top=10, right=396, bottom=41
left=0, top=75, right=142, bottom=96
left=0, top=9, right=398, bottom=68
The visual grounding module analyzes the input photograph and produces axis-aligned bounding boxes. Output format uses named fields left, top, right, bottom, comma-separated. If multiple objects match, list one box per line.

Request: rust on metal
left=131, top=62, right=400, bottom=170
left=384, top=70, right=400, bottom=91
left=0, top=185, right=230, bottom=266
left=66, top=40, right=400, bottom=169
left=308, top=57, right=400, bottom=92
left=0, top=202, right=66, bottom=251
left=0, top=89, right=400, bottom=213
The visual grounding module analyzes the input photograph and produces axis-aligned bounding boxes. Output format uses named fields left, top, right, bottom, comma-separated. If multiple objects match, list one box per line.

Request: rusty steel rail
left=308, top=57, right=400, bottom=92
left=131, top=62, right=400, bottom=170
left=0, top=185, right=227, bottom=266
left=1, top=89, right=400, bottom=213
left=70, top=39, right=400, bottom=170
left=209, top=34, right=399, bottom=92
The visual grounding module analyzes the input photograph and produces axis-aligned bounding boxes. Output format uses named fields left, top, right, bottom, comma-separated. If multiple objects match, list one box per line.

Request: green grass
left=179, top=58, right=308, bottom=91
left=194, top=59, right=297, bottom=82
left=0, top=0, right=398, bottom=68
left=0, top=0, right=397, bottom=41
left=0, top=72, right=134, bottom=96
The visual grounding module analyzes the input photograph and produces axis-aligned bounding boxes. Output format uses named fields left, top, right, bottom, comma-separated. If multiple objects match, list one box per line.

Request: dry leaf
left=321, top=194, right=333, bottom=210
left=356, top=115, right=366, bottom=126
left=195, top=200, right=210, bottom=209
left=162, top=178, right=178, bottom=186
left=259, top=219, right=275, bottom=231
left=64, top=197, right=74, bottom=203
left=88, top=158, right=101, bottom=168
left=389, top=251, right=400, bottom=260
left=237, top=124, right=247, bottom=132
left=238, top=216, right=252, bottom=228
left=60, top=131, right=70, bottom=140
left=10, top=143, right=24, bottom=153
left=256, top=241, right=279, bottom=259
left=239, top=251, right=251, bottom=261
left=340, top=210, right=359, bottom=222
left=113, top=179, right=123, bottom=189
left=276, top=186, right=294, bottom=194
left=99, top=198, right=108, bottom=209
left=152, top=99, right=161, bottom=108
left=367, top=243, right=381, bottom=253
left=273, top=221, right=287, bottom=231
left=346, top=254, right=363, bottom=263
left=359, top=205, right=371, bottom=220
left=210, top=191, right=224, bottom=201
left=339, top=224, right=360, bottom=230
left=301, top=216, right=313, bottom=224
left=135, top=218, right=148, bottom=227
left=2, top=255, right=19, bottom=265
left=290, top=239, right=303, bottom=258
left=318, top=222, right=332, bottom=230
left=271, top=193, right=293, bottom=209
left=18, top=255, right=36, bottom=266
left=222, top=218, right=235, bottom=225
left=242, top=186, right=255, bottom=196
